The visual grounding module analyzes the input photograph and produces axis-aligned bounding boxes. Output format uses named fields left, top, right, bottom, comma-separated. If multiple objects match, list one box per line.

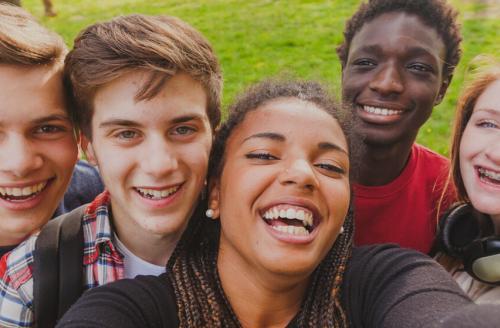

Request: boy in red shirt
left=337, top=0, right=462, bottom=253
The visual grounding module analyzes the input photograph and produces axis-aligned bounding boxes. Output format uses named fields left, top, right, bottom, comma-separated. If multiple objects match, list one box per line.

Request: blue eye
left=245, top=152, right=278, bottom=160
left=116, top=130, right=138, bottom=139
left=173, top=126, right=196, bottom=135
left=477, top=120, right=498, bottom=129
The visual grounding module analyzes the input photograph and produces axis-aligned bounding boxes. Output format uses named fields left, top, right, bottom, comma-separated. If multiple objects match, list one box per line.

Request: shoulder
left=54, top=160, right=104, bottom=217
left=58, top=273, right=178, bottom=328
left=0, top=234, right=37, bottom=289
left=347, top=244, right=433, bottom=274
left=73, top=160, right=102, bottom=180
left=413, top=143, right=450, bottom=168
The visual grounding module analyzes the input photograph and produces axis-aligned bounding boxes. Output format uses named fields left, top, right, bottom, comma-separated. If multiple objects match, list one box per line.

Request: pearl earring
left=205, top=209, right=214, bottom=218
left=340, top=226, right=345, bottom=234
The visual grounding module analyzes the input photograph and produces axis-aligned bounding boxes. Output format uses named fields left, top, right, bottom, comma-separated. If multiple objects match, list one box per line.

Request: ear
left=207, top=179, right=221, bottom=220
left=80, top=134, right=98, bottom=166
left=434, top=75, right=453, bottom=106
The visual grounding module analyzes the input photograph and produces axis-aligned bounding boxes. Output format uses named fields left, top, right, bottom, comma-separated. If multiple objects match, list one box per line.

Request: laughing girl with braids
left=58, top=80, right=500, bottom=328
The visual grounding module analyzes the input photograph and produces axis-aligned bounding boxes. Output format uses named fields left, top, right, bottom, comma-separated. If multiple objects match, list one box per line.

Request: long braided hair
left=168, top=80, right=360, bottom=327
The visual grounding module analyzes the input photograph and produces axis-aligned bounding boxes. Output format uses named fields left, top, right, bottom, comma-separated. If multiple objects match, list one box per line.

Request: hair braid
left=169, top=80, right=359, bottom=327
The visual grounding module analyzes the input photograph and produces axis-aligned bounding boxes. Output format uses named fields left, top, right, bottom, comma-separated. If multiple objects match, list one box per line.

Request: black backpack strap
left=57, top=205, right=85, bottom=317
left=33, top=205, right=86, bottom=328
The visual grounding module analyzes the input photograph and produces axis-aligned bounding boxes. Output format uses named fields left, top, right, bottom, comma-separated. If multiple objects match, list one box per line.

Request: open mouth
left=134, top=184, right=182, bottom=200
left=478, top=167, right=500, bottom=185
left=261, top=205, right=317, bottom=236
left=361, top=105, right=403, bottom=116
left=0, top=181, right=49, bottom=202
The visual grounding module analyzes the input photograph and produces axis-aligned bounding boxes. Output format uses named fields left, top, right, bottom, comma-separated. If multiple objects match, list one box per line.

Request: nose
left=140, top=136, right=179, bottom=177
left=369, top=62, right=404, bottom=96
left=0, top=135, right=44, bottom=178
left=278, top=159, right=319, bottom=191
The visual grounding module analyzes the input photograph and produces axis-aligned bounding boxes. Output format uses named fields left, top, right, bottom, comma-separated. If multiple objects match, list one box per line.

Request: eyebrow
left=318, top=142, right=348, bottom=155
left=242, top=132, right=349, bottom=154
left=32, top=114, right=71, bottom=124
left=99, top=114, right=205, bottom=129
left=243, top=132, right=285, bottom=143
left=473, top=107, right=500, bottom=116
left=352, top=44, right=438, bottom=61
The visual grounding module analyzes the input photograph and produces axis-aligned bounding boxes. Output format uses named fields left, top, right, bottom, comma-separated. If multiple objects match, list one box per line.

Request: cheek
left=459, top=126, right=478, bottom=164
left=327, top=181, right=351, bottom=219
left=44, top=137, right=79, bottom=175
left=178, top=142, right=212, bottom=178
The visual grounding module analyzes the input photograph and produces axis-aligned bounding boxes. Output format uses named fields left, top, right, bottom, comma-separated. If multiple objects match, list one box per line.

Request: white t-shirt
left=114, top=234, right=166, bottom=279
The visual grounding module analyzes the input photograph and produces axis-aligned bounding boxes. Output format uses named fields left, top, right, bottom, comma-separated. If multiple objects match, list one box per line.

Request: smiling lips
left=262, top=204, right=315, bottom=236
left=135, top=185, right=181, bottom=200
left=362, top=105, right=403, bottom=116
left=0, top=181, right=48, bottom=201
left=478, top=167, right=500, bottom=185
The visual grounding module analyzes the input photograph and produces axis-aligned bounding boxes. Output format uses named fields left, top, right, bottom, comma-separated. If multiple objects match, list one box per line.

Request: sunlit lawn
left=24, top=0, right=500, bottom=155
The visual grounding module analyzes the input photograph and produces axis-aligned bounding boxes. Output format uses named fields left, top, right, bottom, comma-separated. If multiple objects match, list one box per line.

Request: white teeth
left=271, top=225, right=309, bottom=236
left=136, top=186, right=179, bottom=199
left=478, top=168, right=500, bottom=181
left=0, top=182, right=47, bottom=198
left=363, top=105, right=402, bottom=116
left=263, top=205, right=313, bottom=227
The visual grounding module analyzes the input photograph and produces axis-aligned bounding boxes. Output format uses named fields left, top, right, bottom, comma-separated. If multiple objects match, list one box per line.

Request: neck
left=357, top=140, right=414, bottom=186
left=217, top=243, right=308, bottom=328
left=0, top=231, right=30, bottom=247
left=112, top=213, right=179, bottom=267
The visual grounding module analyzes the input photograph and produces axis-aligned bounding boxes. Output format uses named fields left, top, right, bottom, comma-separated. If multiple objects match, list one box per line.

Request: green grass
left=23, top=0, right=500, bottom=155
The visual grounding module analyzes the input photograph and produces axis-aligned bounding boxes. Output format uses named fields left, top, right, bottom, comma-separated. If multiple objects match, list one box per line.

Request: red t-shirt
left=353, top=144, right=456, bottom=254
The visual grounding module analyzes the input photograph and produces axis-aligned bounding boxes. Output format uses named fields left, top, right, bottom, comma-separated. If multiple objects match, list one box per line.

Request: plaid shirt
left=0, top=191, right=124, bottom=327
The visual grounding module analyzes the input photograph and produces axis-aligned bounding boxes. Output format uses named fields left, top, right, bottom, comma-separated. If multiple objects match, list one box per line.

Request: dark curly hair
left=337, top=0, right=462, bottom=81
left=168, top=80, right=361, bottom=327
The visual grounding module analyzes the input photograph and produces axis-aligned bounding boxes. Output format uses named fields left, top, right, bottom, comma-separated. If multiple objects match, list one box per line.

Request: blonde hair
left=0, top=3, right=66, bottom=65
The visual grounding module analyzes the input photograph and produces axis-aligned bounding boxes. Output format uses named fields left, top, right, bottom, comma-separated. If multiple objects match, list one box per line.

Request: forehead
left=92, top=71, right=208, bottom=122
left=0, top=64, right=67, bottom=119
left=229, top=97, right=348, bottom=149
left=474, top=79, right=500, bottom=112
left=349, top=12, right=445, bottom=60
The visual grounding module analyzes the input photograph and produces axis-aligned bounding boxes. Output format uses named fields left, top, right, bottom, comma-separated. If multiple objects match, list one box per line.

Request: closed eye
left=315, top=163, right=345, bottom=175
left=245, top=152, right=279, bottom=161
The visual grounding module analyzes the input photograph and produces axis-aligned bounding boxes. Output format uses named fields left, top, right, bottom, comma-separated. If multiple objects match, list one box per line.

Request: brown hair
left=64, top=14, right=222, bottom=138
left=0, top=3, right=66, bottom=66
left=168, top=80, right=359, bottom=327
left=450, top=59, right=500, bottom=203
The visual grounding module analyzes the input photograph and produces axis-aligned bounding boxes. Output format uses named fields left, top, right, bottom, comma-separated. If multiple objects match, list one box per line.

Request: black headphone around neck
left=438, top=203, right=500, bottom=285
